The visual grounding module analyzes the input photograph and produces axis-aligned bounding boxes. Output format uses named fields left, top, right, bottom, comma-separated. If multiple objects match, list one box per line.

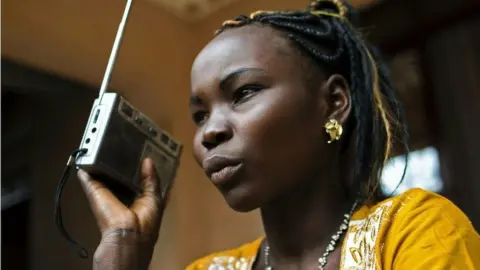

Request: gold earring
left=324, top=119, right=343, bottom=144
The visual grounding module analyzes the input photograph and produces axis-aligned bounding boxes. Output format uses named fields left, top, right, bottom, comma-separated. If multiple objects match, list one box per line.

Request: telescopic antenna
left=98, top=0, right=133, bottom=105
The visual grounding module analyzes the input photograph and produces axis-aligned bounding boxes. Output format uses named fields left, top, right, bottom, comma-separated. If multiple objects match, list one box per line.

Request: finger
left=130, top=158, right=163, bottom=229
left=77, top=169, right=129, bottom=230
left=142, top=158, right=161, bottom=197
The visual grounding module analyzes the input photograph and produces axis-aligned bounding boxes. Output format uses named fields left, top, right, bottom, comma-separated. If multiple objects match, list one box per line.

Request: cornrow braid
left=214, top=0, right=409, bottom=203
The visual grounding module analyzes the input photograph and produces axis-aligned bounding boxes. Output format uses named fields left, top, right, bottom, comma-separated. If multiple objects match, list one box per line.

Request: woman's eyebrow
left=219, top=67, right=265, bottom=90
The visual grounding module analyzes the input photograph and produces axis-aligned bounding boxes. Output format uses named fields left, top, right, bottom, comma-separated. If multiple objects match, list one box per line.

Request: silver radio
left=74, top=0, right=182, bottom=196
left=76, top=93, right=182, bottom=197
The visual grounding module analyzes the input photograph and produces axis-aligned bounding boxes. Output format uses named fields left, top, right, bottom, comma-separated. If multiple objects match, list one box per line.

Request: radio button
left=134, top=116, right=143, bottom=124
left=120, top=102, right=134, bottom=117
left=148, top=127, right=158, bottom=136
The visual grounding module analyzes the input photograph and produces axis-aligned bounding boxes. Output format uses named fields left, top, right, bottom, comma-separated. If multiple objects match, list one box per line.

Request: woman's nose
left=201, top=114, right=233, bottom=150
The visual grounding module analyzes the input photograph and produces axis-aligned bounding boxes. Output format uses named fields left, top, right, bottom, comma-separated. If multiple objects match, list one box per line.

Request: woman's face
left=190, top=25, right=341, bottom=212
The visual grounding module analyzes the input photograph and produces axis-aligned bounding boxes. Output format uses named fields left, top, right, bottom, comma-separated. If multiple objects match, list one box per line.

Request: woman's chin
left=221, top=187, right=260, bottom=213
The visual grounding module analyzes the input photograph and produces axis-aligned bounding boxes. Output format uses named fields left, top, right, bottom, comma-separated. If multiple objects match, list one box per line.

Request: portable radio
left=75, top=93, right=182, bottom=197
left=74, top=0, right=182, bottom=196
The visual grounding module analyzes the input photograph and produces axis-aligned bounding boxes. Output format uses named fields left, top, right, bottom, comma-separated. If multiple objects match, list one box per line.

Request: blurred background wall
left=2, top=0, right=479, bottom=269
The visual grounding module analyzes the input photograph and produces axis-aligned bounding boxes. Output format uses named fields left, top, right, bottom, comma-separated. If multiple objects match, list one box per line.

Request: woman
left=77, top=0, right=480, bottom=269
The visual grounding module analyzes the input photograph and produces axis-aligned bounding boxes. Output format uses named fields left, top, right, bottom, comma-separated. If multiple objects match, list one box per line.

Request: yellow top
left=186, top=188, right=480, bottom=269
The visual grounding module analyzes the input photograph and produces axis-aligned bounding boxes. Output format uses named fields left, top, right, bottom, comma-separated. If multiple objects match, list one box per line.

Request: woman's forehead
left=190, top=25, right=297, bottom=86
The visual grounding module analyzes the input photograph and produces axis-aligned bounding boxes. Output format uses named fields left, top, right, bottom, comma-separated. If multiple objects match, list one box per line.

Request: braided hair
left=215, top=0, right=409, bottom=203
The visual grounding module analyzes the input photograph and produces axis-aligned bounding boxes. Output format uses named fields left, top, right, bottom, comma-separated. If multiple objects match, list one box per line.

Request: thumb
left=130, top=158, right=163, bottom=225
left=140, top=158, right=161, bottom=200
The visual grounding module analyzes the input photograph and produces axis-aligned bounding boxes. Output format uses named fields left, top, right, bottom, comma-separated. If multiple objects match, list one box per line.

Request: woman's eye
left=233, top=85, right=262, bottom=104
left=192, top=111, right=208, bottom=125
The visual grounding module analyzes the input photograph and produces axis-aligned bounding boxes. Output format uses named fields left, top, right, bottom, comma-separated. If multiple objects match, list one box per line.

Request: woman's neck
left=259, top=173, right=351, bottom=267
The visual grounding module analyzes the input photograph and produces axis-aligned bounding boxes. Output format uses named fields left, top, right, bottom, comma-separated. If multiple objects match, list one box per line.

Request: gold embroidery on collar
left=341, top=201, right=393, bottom=269
left=205, top=256, right=254, bottom=270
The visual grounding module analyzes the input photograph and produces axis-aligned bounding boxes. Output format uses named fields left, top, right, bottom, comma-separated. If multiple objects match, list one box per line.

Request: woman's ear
left=323, top=74, right=351, bottom=124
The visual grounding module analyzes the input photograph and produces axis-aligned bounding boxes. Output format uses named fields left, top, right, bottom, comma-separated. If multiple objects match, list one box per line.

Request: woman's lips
left=210, top=163, right=243, bottom=184
left=203, top=155, right=243, bottom=185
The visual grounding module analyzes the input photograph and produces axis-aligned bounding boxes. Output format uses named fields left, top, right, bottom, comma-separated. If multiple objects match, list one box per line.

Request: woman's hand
left=77, top=158, right=167, bottom=270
